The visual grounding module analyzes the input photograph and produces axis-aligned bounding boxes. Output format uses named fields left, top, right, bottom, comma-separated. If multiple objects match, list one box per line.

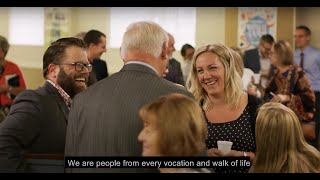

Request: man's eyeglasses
left=294, top=35, right=307, bottom=39
left=261, top=44, right=271, bottom=52
left=56, top=62, right=92, bottom=72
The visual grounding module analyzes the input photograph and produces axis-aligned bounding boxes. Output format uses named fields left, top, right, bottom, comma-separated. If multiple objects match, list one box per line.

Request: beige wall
left=0, top=7, right=303, bottom=89
left=296, top=7, right=320, bottom=48
left=195, top=8, right=225, bottom=47
left=1, top=7, right=228, bottom=89
left=20, top=67, right=45, bottom=89
left=225, top=8, right=238, bottom=47
left=277, top=8, right=295, bottom=47
left=0, top=8, right=9, bottom=37
left=72, top=7, right=226, bottom=74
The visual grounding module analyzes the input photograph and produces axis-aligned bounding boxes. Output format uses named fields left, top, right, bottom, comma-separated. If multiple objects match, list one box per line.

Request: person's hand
left=221, top=150, right=243, bottom=157
left=247, top=85, right=258, bottom=97
left=278, top=94, right=290, bottom=103
left=271, top=94, right=290, bottom=103
left=306, top=112, right=314, bottom=121
left=0, top=84, right=9, bottom=94
left=207, top=148, right=223, bottom=157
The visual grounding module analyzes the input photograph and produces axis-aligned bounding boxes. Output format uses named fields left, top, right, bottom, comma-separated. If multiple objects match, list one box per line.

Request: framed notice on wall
left=45, top=7, right=71, bottom=48
left=238, top=7, right=277, bottom=51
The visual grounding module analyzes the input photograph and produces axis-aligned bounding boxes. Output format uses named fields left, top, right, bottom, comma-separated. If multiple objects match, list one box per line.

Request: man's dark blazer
left=65, top=63, right=193, bottom=173
left=243, top=48, right=261, bottom=74
left=164, top=58, right=185, bottom=86
left=92, top=59, right=108, bottom=81
left=88, top=59, right=109, bottom=87
left=243, top=48, right=276, bottom=80
left=0, top=81, right=68, bottom=172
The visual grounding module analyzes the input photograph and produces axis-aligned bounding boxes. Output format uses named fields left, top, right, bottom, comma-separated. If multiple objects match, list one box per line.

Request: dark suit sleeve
left=102, top=61, right=108, bottom=78
left=176, top=63, right=185, bottom=86
left=95, top=60, right=108, bottom=80
left=243, top=51, right=250, bottom=68
left=0, top=90, right=41, bottom=172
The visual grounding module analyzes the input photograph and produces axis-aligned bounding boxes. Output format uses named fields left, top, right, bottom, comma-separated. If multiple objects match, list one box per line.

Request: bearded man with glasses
left=0, top=37, right=90, bottom=172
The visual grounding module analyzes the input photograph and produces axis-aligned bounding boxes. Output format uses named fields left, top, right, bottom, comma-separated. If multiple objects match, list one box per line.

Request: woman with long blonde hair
left=187, top=44, right=262, bottom=173
left=251, top=102, right=320, bottom=173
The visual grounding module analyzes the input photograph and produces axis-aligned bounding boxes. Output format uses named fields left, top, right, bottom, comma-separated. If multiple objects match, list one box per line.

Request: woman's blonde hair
left=230, top=48, right=244, bottom=77
left=139, top=93, right=207, bottom=156
left=251, top=102, right=320, bottom=173
left=273, top=40, right=294, bottom=66
left=186, top=44, right=244, bottom=110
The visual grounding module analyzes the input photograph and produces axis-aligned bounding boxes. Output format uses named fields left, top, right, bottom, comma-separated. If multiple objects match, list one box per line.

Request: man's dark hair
left=260, top=34, right=275, bottom=44
left=43, top=37, right=87, bottom=78
left=296, top=25, right=311, bottom=36
left=83, top=30, right=106, bottom=46
left=180, top=44, right=194, bottom=57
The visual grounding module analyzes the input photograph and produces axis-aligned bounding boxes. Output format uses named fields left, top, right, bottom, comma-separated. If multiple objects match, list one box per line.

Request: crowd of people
left=0, top=21, right=319, bottom=173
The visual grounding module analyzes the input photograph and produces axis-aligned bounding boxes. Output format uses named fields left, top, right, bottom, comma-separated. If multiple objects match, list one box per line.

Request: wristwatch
left=243, top=151, right=248, bottom=157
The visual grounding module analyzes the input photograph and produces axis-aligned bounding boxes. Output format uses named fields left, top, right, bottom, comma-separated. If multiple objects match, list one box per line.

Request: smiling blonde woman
left=186, top=44, right=263, bottom=173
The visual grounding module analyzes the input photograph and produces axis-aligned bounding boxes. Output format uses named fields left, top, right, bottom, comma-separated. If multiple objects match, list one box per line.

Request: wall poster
left=238, top=7, right=277, bottom=51
left=45, top=7, right=71, bottom=48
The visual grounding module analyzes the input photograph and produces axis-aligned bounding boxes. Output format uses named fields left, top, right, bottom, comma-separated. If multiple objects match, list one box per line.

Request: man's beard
left=57, top=68, right=87, bottom=98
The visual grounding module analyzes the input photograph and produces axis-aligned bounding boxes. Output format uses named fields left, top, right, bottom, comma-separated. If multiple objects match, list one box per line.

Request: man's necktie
left=300, top=52, right=304, bottom=70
